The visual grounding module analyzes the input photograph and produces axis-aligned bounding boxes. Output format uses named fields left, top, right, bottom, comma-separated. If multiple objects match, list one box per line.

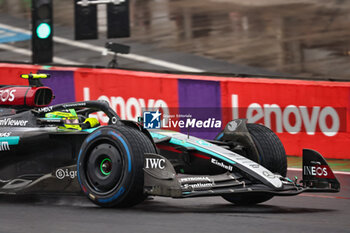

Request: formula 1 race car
left=0, top=74, right=340, bottom=207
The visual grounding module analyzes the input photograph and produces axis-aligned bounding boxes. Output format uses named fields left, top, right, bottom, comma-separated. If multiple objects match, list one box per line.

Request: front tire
left=221, top=123, right=287, bottom=205
left=247, top=123, right=287, bottom=177
left=77, top=126, right=156, bottom=207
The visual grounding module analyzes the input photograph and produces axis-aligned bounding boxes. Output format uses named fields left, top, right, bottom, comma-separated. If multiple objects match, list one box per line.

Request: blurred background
left=1, top=0, right=350, bottom=79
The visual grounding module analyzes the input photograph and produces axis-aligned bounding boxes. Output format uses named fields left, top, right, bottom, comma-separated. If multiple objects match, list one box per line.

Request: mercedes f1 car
left=0, top=73, right=340, bottom=207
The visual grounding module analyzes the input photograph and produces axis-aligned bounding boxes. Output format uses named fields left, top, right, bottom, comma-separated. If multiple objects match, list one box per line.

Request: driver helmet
left=45, top=109, right=81, bottom=130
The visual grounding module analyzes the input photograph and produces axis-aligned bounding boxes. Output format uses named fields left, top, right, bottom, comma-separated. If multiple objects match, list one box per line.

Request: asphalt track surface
left=0, top=170, right=348, bottom=233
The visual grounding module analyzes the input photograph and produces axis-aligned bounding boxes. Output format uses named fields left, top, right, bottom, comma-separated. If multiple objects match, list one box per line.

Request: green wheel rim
left=100, top=158, right=112, bottom=176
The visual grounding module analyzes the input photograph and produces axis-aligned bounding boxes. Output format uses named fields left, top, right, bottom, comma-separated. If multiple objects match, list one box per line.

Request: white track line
left=288, top=167, right=350, bottom=175
left=0, top=23, right=205, bottom=72
left=0, top=43, right=83, bottom=65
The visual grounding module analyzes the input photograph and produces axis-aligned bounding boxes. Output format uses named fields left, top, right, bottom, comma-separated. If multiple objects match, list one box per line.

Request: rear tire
left=77, top=126, right=156, bottom=208
left=221, top=123, right=287, bottom=205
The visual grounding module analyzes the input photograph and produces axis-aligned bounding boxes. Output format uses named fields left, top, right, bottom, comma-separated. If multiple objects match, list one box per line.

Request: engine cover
left=0, top=86, right=53, bottom=109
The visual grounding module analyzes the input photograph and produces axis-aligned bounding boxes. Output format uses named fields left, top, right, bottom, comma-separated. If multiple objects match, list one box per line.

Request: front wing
left=143, top=149, right=340, bottom=198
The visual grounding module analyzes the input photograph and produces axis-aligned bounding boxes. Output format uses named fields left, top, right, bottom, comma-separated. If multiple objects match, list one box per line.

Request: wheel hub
left=100, top=158, right=112, bottom=176
left=86, top=143, right=123, bottom=193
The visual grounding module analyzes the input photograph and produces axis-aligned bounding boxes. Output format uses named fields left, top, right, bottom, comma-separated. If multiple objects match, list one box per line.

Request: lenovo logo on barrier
left=231, top=94, right=341, bottom=137
left=83, top=87, right=169, bottom=123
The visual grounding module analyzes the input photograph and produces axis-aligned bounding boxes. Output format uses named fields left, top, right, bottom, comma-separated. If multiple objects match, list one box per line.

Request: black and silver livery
left=0, top=74, right=340, bottom=207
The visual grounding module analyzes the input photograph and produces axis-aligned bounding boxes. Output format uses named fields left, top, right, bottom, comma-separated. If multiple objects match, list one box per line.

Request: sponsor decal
left=0, top=141, right=9, bottom=151
left=63, top=102, right=86, bottom=108
left=179, top=176, right=212, bottom=183
left=0, top=132, right=11, bottom=137
left=41, top=118, right=62, bottom=123
left=183, top=183, right=213, bottom=189
left=211, top=158, right=233, bottom=171
left=37, top=106, right=53, bottom=113
left=0, top=118, right=28, bottom=126
left=227, top=121, right=238, bottom=131
left=55, top=168, right=77, bottom=179
left=0, top=89, right=16, bottom=102
left=0, top=136, right=19, bottom=152
left=145, top=158, right=166, bottom=169
left=249, top=164, right=260, bottom=169
left=263, top=171, right=276, bottom=179
left=303, top=165, right=335, bottom=178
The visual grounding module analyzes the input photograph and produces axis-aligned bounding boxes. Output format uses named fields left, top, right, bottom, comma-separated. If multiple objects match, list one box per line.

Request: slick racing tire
left=221, top=123, right=287, bottom=205
left=77, top=126, right=156, bottom=208
left=246, top=123, right=287, bottom=177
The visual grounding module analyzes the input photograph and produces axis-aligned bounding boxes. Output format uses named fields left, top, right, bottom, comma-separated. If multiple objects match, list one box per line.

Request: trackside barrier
left=0, top=63, right=349, bottom=159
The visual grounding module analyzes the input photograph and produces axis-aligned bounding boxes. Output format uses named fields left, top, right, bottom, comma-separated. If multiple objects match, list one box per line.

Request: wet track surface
left=0, top=171, right=348, bottom=233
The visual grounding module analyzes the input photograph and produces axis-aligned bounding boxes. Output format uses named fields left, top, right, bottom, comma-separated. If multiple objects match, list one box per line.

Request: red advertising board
left=0, top=63, right=38, bottom=85
left=220, top=77, right=350, bottom=158
left=74, top=68, right=180, bottom=124
left=1, top=63, right=350, bottom=159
